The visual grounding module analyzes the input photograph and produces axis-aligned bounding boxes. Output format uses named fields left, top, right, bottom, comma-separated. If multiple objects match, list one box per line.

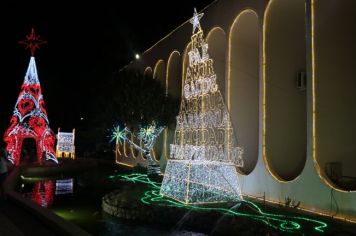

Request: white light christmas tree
left=160, top=9, right=244, bottom=204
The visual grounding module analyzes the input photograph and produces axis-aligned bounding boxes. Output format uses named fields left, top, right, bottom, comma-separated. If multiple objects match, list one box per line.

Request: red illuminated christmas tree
left=3, top=28, right=58, bottom=165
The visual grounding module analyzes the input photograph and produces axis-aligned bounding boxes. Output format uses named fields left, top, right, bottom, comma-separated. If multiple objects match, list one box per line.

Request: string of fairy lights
left=110, top=123, right=163, bottom=174
left=4, top=56, right=58, bottom=165
left=109, top=173, right=328, bottom=234
left=160, top=8, right=244, bottom=204
left=4, top=29, right=57, bottom=165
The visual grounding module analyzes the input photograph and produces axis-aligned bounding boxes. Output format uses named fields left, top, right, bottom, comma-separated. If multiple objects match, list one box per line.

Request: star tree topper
left=19, top=28, right=47, bottom=56
left=189, top=8, right=204, bottom=34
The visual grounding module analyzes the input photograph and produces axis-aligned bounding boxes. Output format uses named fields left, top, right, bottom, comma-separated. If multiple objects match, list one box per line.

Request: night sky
left=0, top=1, right=213, bottom=144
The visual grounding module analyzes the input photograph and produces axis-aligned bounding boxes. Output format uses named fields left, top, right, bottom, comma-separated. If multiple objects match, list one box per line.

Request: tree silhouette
left=107, top=69, right=179, bottom=130
left=103, top=69, right=179, bottom=174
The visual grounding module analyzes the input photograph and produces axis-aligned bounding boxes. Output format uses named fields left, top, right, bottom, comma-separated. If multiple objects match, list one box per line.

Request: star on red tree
left=19, top=28, right=47, bottom=56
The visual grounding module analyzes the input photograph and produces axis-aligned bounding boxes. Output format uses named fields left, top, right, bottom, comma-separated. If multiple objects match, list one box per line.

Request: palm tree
left=106, top=69, right=179, bottom=175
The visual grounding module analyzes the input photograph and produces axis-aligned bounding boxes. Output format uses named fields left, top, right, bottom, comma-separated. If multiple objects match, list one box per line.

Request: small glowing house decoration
left=3, top=28, right=57, bottom=165
left=56, top=128, right=75, bottom=159
left=160, top=9, right=244, bottom=204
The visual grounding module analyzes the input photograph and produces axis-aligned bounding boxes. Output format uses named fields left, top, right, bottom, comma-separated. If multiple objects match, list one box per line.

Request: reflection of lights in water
left=32, top=180, right=54, bottom=208
left=103, top=218, right=205, bottom=236
left=25, top=178, right=73, bottom=209
left=110, top=173, right=328, bottom=233
left=55, top=179, right=74, bottom=195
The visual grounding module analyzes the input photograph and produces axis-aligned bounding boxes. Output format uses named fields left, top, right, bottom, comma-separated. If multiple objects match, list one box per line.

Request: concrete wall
left=163, top=51, right=182, bottom=166
left=315, top=0, right=356, bottom=185
left=144, top=67, right=153, bottom=78
left=153, top=60, right=166, bottom=160
left=122, top=0, right=356, bottom=221
left=167, top=51, right=182, bottom=98
left=229, top=10, right=259, bottom=175
left=206, top=27, right=227, bottom=98
left=264, top=0, right=307, bottom=181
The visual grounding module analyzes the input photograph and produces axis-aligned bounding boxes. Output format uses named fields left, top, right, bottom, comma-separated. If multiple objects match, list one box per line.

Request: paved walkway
left=0, top=211, right=23, bottom=236
left=0, top=200, right=59, bottom=236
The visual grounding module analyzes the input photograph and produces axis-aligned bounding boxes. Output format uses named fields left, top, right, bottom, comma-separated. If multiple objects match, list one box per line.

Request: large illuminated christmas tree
left=3, top=28, right=57, bottom=165
left=160, top=9, right=244, bottom=204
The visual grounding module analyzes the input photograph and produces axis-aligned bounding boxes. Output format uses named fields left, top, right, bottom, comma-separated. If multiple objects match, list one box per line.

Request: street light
left=135, top=54, right=140, bottom=60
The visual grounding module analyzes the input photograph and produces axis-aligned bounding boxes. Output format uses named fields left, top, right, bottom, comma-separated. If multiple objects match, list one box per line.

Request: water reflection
left=23, top=178, right=74, bottom=208
left=103, top=219, right=207, bottom=236
left=55, top=179, right=74, bottom=195
left=32, top=180, right=54, bottom=208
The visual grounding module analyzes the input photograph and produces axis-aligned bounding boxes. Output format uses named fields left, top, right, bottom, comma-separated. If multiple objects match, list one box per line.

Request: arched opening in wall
left=21, top=138, right=37, bottom=164
left=153, top=60, right=166, bottom=87
left=206, top=27, right=227, bottom=98
left=264, top=0, right=306, bottom=181
left=164, top=51, right=182, bottom=161
left=153, top=59, right=166, bottom=160
left=167, top=51, right=182, bottom=98
left=182, top=42, right=192, bottom=97
left=314, top=0, right=356, bottom=191
left=229, top=10, right=259, bottom=175
left=144, top=67, right=153, bottom=78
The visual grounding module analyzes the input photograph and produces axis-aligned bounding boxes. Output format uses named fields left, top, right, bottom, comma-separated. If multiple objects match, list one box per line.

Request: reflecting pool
left=20, top=167, right=206, bottom=236
left=19, top=166, right=354, bottom=235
